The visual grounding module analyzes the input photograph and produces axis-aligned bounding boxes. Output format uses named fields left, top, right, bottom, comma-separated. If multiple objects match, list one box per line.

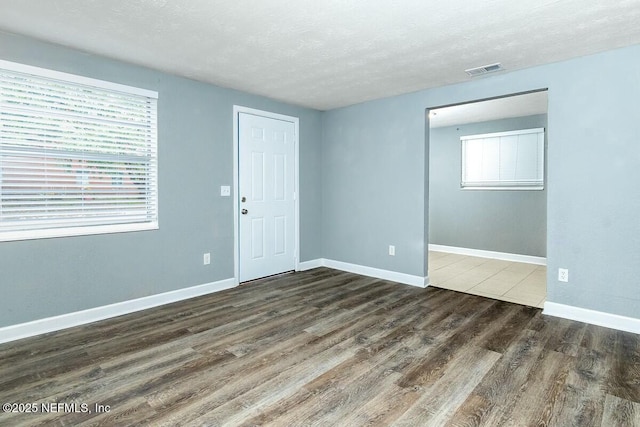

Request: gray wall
left=322, top=99, right=428, bottom=277
left=322, top=43, right=640, bottom=320
left=429, top=114, right=547, bottom=257
left=0, top=31, right=323, bottom=327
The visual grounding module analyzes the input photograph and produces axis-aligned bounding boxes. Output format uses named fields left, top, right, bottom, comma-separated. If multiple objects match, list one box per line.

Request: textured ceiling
left=0, top=1, right=640, bottom=110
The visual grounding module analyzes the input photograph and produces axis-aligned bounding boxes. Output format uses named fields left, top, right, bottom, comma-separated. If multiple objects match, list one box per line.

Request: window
left=461, top=128, right=545, bottom=190
left=0, top=60, right=158, bottom=241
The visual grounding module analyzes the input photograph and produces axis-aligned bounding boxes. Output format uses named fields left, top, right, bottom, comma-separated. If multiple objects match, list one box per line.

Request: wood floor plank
left=142, top=333, right=312, bottom=416
left=75, top=397, right=157, bottom=427
left=497, top=349, right=573, bottom=426
left=549, top=322, right=640, bottom=427
left=445, top=328, right=552, bottom=426
left=609, top=330, right=640, bottom=403
left=478, top=303, right=539, bottom=353
left=167, top=339, right=359, bottom=426
left=601, top=393, right=640, bottom=426
left=548, top=346, right=609, bottom=426
left=375, top=345, right=500, bottom=426
left=544, top=317, right=588, bottom=357
left=141, top=311, right=386, bottom=423
left=1, top=267, right=638, bottom=426
left=397, top=300, right=520, bottom=389
left=291, top=363, right=402, bottom=427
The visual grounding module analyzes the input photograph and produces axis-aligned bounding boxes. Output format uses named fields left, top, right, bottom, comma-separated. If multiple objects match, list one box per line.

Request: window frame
left=0, top=59, right=158, bottom=242
left=460, top=127, right=545, bottom=191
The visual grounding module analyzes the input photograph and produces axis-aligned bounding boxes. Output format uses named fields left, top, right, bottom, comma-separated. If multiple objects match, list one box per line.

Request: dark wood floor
left=1, top=268, right=639, bottom=426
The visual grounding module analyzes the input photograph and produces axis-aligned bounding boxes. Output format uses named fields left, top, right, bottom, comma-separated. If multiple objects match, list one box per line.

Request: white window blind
left=0, top=60, right=158, bottom=241
left=461, top=128, right=545, bottom=190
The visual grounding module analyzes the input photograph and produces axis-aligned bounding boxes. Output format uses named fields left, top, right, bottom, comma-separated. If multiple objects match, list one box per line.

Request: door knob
left=241, top=209, right=248, bottom=215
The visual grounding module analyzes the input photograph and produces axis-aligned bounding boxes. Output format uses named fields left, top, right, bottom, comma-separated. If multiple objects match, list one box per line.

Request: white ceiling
left=0, top=1, right=639, bottom=110
left=429, top=91, right=548, bottom=128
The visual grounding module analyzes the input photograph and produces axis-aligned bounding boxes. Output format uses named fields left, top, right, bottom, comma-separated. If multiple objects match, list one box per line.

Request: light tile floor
left=429, top=251, right=546, bottom=308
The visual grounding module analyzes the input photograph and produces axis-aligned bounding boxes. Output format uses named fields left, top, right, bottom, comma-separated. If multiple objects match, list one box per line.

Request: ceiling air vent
left=465, top=63, right=504, bottom=77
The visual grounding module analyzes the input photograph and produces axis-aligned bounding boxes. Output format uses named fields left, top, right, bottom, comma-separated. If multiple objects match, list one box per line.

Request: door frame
left=232, top=105, right=300, bottom=284
left=425, top=88, right=549, bottom=304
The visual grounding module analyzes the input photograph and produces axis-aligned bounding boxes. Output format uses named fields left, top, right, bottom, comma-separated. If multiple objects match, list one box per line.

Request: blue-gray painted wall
left=322, top=43, right=640, bottom=319
left=321, top=97, right=427, bottom=277
left=0, top=31, right=323, bottom=327
left=429, top=114, right=547, bottom=257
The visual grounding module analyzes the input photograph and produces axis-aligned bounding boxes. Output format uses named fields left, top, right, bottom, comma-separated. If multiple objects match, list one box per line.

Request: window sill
left=461, top=186, right=544, bottom=191
left=0, top=222, right=159, bottom=242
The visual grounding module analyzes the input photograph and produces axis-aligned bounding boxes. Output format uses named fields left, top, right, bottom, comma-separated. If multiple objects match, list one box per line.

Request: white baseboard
left=543, top=302, right=640, bottom=335
left=297, top=259, right=324, bottom=271
left=0, top=278, right=237, bottom=345
left=324, top=259, right=428, bottom=288
left=300, top=258, right=428, bottom=288
left=429, top=244, right=546, bottom=266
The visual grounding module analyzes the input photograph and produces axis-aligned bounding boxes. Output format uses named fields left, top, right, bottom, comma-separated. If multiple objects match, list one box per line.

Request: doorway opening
left=427, top=90, right=548, bottom=307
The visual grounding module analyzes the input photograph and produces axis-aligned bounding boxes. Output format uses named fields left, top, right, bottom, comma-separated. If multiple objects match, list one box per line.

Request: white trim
left=0, top=222, right=158, bottom=243
left=233, top=108, right=240, bottom=286
left=429, top=244, right=546, bottom=266
left=0, top=278, right=236, bottom=345
left=300, top=258, right=428, bottom=288
left=297, top=259, right=324, bottom=271
left=460, top=127, right=545, bottom=140
left=543, top=302, right=640, bottom=335
left=232, top=106, right=300, bottom=283
left=461, top=186, right=543, bottom=191
left=324, top=259, right=428, bottom=288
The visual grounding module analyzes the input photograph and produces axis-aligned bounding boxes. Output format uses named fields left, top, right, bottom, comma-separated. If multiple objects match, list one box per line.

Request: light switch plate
left=220, top=186, right=231, bottom=197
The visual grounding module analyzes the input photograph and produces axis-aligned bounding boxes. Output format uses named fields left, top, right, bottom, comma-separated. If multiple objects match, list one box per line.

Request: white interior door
left=238, top=112, right=296, bottom=282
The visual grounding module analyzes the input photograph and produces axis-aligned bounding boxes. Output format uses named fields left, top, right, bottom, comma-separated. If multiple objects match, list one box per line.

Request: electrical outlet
left=389, top=245, right=395, bottom=256
left=558, top=268, right=569, bottom=282
left=220, top=186, right=231, bottom=197
left=203, top=253, right=211, bottom=265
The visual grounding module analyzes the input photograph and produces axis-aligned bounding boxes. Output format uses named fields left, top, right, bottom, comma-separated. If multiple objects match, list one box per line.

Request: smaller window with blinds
left=0, top=60, right=158, bottom=242
left=461, top=128, right=545, bottom=190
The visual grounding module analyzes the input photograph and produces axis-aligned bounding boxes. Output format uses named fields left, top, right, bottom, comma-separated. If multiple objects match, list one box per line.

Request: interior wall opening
left=426, top=89, right=549, bottom=308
